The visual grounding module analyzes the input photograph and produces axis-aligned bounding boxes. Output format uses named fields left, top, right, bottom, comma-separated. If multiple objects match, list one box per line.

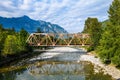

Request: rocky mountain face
left=0, top=15, right=67, bottom=33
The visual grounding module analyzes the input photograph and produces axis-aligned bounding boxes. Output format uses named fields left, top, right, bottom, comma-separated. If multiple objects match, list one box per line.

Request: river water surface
left=0, top=47, right=115, bottom=80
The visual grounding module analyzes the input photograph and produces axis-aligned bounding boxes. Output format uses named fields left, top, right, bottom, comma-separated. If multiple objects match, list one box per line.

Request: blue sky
left=0, top=0, right=113, bottom=33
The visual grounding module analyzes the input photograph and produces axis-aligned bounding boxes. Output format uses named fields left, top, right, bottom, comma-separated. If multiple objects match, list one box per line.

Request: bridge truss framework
left=26, top=33, right=91, bottom=46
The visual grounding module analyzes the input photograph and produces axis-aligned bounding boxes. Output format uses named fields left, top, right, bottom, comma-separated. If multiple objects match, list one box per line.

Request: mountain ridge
left=0, top=15, right=68, bottom=33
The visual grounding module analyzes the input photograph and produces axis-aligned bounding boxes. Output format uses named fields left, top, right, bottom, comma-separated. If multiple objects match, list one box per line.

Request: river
left=0, top=47, right=115, bottom=80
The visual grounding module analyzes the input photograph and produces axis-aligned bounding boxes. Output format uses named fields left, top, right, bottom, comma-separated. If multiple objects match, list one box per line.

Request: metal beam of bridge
left=26, top=33, right=91, bottom=46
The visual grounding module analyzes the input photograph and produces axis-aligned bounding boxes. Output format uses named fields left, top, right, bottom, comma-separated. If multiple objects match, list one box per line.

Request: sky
left=0, top=0, right=113, bottom=33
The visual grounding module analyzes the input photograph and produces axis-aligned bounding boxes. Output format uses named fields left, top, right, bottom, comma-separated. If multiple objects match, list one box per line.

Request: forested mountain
left=0, top=15, right=67, bottom=33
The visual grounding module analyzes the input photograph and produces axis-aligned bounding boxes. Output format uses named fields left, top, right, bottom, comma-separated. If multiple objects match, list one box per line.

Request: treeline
left=83, top=0, right=120, bottom=67
left=0, top=25, right=32, bottom=60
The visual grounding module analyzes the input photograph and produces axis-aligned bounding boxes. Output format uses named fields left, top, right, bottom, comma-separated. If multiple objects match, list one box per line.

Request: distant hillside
left=0, top=15, right=67, bottom=33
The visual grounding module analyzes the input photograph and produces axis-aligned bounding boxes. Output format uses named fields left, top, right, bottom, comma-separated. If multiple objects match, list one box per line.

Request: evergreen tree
left=36, top=27, right=42, bottom=33
left=0, top=24, right=3, bottom=31
left=97, top=23, right=114, bottom=62
left=97, top=0, right=120, bottom=66
left=108, top=0, right=120, bottom=25
left=11, top=27, right=15, bottom=32
left=18, top=28, right=29, bottom=51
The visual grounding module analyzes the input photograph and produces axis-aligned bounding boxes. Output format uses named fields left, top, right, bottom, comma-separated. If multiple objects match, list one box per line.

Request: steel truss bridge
left=26, top=33, right=91, bottom=46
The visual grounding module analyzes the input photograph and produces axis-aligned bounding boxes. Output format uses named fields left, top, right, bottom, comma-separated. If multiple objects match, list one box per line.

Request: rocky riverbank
left=79, top=52, right=120, bottom=80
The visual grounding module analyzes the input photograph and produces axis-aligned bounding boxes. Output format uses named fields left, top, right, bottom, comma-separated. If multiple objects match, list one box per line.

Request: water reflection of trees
left=0, top=68, right=26, bottom=80
left=84, top=62, right=115, bottom=80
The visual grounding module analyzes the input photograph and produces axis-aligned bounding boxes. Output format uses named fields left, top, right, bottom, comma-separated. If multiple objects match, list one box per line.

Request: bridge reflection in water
left=27, top=61, right=86, bottom=80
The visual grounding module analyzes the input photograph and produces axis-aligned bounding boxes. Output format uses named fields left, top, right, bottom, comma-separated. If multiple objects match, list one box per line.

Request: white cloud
left=19, top=0, right=33, bottom=10
left=0, top=0, right=113, bottom=33
left=0, top=0, right=16, bottom=11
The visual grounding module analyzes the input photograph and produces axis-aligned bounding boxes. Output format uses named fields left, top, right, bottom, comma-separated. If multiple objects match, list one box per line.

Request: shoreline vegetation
left=0, top=24, right=45, bottom=67
left=0, top=25, right=33, bottom=67
left=80, top=51, right=120, bottom=80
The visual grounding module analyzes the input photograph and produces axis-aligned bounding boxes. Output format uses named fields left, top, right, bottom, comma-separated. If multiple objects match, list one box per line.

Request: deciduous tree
left=83, top=17, right=102, bottom=51
left=2, top=35, right=18, bottom=56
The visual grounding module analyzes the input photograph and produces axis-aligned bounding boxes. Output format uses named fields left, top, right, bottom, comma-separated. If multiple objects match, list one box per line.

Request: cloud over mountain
left=0, top=0, right=113, bottom=33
